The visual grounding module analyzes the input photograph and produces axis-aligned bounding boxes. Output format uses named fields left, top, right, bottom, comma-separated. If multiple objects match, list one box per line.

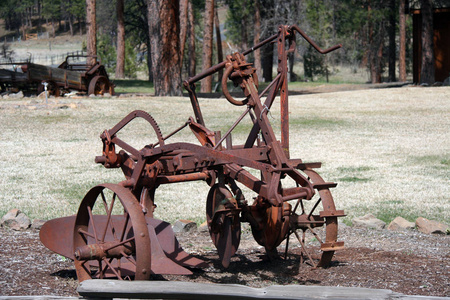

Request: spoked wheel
left=73, top=183, right=151, bottom=282
left=206, top=184, right=241, bottom=268
left=88, top=75, right=112, bottom=95
left=284, top=169, right=344, bottom=268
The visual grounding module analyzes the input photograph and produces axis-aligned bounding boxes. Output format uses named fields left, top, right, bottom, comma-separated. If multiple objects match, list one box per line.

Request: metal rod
left=213, top=106, right=251, bottom=150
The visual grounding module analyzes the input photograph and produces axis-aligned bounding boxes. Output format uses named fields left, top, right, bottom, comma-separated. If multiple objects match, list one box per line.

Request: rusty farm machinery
left=40, top=25, right=345, bottom=282
left=0, top=54, right=114, bottom=96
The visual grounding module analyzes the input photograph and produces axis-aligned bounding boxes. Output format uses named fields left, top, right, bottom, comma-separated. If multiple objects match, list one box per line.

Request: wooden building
left=410, top=1, right=450, bottom=83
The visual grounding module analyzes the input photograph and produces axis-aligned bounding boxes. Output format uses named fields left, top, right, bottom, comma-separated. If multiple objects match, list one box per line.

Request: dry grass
left=0, top=86, right=449, bottom=226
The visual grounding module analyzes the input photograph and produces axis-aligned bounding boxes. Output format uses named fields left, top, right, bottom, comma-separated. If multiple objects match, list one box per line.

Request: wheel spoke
left=293, top=229, right=317, bottom=268
left=103, top=236, right=135, bottom=252
left=77, top=228, right=95, bottom=240
left=307, top=197, right=322, bottom=220
left=103, top=257, right=122, bottom=280
left=119, top=212, right=130, bottom=242
left=307, top=225, right=324, bottom=244
left=121, top=252, right=137, bottom=266
left=87, top=206, right=99, bottom=242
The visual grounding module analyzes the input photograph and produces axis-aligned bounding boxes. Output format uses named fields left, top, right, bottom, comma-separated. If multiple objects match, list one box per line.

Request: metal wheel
left=37, top=80, right=60, bottom=97
left=206, top=184, right=241, bottom=268
left=249, top=198, right=291, bottom=254
left=284, top=169, right=344, bottom=268
left=73, top=183, right=151, bottom=282
left=88, top=75, right=111, bottom=95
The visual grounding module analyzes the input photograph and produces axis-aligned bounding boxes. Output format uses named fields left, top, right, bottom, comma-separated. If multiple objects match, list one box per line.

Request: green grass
left=113, top=79, right=154, bottom=94
left=338, top=176, right=372, bottom=183
left=290, top=116, right=348, bottom=129
left=409, top=154, right=450, bottom=166
left=337, top=166, right=375, bottom=173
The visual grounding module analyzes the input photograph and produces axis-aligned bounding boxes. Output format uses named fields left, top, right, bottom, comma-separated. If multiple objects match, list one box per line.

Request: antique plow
left=40, top=25, right=345, bottom=282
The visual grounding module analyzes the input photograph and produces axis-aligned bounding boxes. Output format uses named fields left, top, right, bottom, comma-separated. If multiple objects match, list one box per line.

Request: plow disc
left=40, top=184, right=206, bottom=281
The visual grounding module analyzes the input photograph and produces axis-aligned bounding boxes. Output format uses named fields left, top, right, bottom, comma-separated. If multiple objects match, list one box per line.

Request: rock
left=415, top=217, right=449, bottom=235
left=103, top=93, right=111, bottom=97
left=173, top=219, right=197, bottom=233
left=31, top=219, right=46, bottom=230
left=9, top=91, right=24, bottom=98
left=387, top=216, right=415, bottom=231
left=1, top=209, right=31, bottom=230
left=352, top=213, right=386, bottom=230
left=443, top=76, right=450, bottom=86
left=37, top=91, right=47, bottom=98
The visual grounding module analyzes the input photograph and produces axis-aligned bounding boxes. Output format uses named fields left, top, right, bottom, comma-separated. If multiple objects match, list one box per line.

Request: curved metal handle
left=221, top=64, right=249, bottom=106
left=290, top=25, right=342, bottom=54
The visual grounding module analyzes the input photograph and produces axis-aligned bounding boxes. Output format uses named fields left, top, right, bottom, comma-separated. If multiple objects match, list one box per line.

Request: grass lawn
left=0, top=86, right=449, bottom=227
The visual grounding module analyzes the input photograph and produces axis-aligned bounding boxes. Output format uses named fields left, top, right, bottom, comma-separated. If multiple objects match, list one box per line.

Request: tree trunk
left=388, top=0, right=396, bottom=82
left=240, top=0, right=248, bottom=51
left=215, top=8, right=223, bottom=84
left=419, top=0, right=435, bottom=85
left=51, top=18, right=56, bottom=38
left=86, top=0, right=97, bottom=65
left=146, top=38, right=153, bottom=82
left=148, top=0, right=182, bottom=96
left=188, top=0, right=196, bottom=77
left=78, top=17, right=83, bottom=36
left=398, top=0, right=407, bottom=82
left=200, top=0, right=214, bottom=93
left=262, top=40, right=273, bottom=82
left=179, top=0, right=188, bottom=66
left=253, top=0, right=262, bottom=80
left=115, top=0, right=125, bottom=79
left=21, top=13, right=26, bottom=40
left=69, top=14, right=74, bottom=36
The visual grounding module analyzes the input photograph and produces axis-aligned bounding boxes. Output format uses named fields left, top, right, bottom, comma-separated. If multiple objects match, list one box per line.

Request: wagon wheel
left=284, top=170, right=343, bottom=268
left=88, top=75, right=111, bottom=95
left=37, top=80, right=60, bottom=97
left=73, top=183, right=151, bottom=282
left=206, top=184, right=241, bottom=268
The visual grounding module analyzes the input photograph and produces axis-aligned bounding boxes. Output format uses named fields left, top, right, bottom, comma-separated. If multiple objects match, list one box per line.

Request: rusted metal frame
left=183, top=33, right=278, bottom=128
left=223, top=163, right=269, bottom=200
left=110, top=136, right=140, bottom=159
left=152, top=147, right=269, bottom=175
left=184, top=83, right=205, bottom=126
left=239, top=78, right=315, bottom=208
left=107, top=110, right=163, bottom=144
left=246, top=77, right=287, bottom=169
left=244, top=73, right=283, bottom=149
left=154, top=120, right=191, bottom=147
left=155, top=172, right=209, bottom=184
left=142, top=142, right=272, bottom=174
left=289, top=25, right=342, bottom=54
left=278, top=25, right=290, bottom=158
left=213, top=106, right=251, bottom=150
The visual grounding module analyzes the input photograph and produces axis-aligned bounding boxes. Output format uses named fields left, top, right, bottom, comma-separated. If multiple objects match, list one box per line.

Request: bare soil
left=0, top=225, right=448, bottom=298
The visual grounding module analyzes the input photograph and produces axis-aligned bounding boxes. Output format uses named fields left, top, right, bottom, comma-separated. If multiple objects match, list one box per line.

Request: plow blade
left=40, top=215, right=207, bottom=275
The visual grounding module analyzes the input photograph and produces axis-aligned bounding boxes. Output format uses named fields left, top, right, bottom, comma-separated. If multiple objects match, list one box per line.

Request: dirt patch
left=0, top=225, right=448, bottom=297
